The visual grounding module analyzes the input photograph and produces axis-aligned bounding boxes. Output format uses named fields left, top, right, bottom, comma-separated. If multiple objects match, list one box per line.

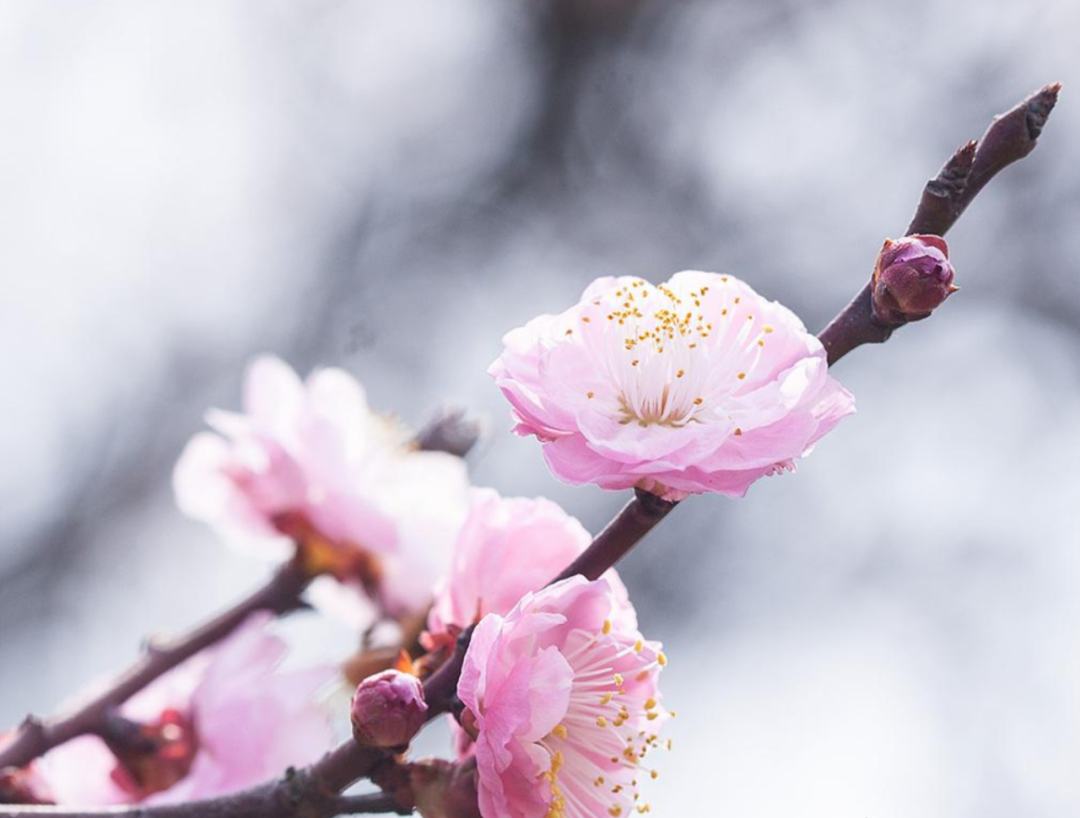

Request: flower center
left=580, top=277, right=775, bottom=430
left=538, top=622, right=670, bottom=818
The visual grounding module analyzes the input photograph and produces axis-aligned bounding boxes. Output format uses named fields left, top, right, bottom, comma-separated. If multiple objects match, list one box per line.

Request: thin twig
left=818, top=83, right=1061, bottom=365
left=0, top=560, right=311, bottom=773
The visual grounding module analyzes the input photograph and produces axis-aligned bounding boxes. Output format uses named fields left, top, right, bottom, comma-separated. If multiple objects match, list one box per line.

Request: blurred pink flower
left=427, top=488, right=632, bottom=640
left=39, top=613, right=334, bottom=806
left=458, top=576, right=667, bottom=818
left=173, top=355, right=469, bottom=617
left=489, top=272, right=855, bottom=501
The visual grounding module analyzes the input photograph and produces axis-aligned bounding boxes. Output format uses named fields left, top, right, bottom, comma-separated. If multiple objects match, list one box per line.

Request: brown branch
left=552, top=488, right=677, bottom=583
left=818, top=83, right=1061, bottom=365
left=0, top=559, right=311, bottom=773
left=0, top=741, right=383, bottom=818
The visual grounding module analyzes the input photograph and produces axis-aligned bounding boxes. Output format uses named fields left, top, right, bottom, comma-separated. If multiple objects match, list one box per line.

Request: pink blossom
left=38, top=614, right=334, bottom=806
left=489, top=273, right=855, bottom=501
left=427, top=488, right=633, bottom=640
left=458, top=576, right=668, bottom=818
left=173, top=356, right=469, bottom=616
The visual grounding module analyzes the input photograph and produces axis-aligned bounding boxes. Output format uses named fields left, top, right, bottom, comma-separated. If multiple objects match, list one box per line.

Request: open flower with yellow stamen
left=490, top=272, right=855, bottom=501
left=458, top=576, right=667, bottom=818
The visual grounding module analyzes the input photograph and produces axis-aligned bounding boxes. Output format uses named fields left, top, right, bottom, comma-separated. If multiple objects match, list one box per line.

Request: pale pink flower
left=427, top=488, right=633, bottom=640
left=173, top=356, right=469, bottom=617
left=38, top=614, right=334, bottom=806
left=489, top=272, right=855, bottom=501
left=458, top=576, right=668, bottom=818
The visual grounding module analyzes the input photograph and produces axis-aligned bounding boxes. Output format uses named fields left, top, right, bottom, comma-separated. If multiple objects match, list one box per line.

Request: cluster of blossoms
left=3, top=251, right=953, bottom=816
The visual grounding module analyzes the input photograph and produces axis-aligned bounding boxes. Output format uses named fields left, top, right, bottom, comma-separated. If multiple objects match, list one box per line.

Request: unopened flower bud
left=350, top=670, right=428, bottom=749
left=871, top=234, right=957, bottom=325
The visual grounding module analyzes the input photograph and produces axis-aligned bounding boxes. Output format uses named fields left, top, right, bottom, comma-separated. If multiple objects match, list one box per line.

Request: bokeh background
left=2, top=1, right=1079, bottom=815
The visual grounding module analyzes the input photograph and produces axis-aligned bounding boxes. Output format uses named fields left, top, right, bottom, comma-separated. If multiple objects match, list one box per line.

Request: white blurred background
left=2, top=1, right=1079, bottom=815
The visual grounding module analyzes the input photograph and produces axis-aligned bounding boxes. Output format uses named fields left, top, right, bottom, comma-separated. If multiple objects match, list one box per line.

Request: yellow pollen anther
left=676, top=369, right=684, bottom=378
left=634, top=639, right=644, bottom=653
left=586, top=391, right=595, bottom=399
left=657, top=652, right=668, bottom=666
left=600, top=692, right=613, bottom=705
left=644, top=698, right=657, bottom=710
left=565, top=329, right=573, bottom=336
left=613, top=673, right=625, bottom=686
left=764, top=325, right=774, bottom=333
left=552, top=724, right=569, bottom=740
left=582, top=317, right=591, bottom=323
left=651, top=770, right=659, bottom=780
left=693, top=397, right=703, bottom=405
left=597, top=716, right=609, bottom=728
left=603, top=619, right=613, bottom=635
left=737, top=372, right=746, bottom=380
left=647, top=712, right=660, bottom=721
left=609, top=808, right=623, bottom=817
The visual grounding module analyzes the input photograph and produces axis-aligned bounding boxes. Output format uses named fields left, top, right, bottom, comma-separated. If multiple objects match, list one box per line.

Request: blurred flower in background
left=2, top=2, right=1079, bottom=817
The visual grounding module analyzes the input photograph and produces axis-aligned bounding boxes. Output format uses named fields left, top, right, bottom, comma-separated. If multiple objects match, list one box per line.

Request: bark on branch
left=818, top=83, right=1061, bottom=365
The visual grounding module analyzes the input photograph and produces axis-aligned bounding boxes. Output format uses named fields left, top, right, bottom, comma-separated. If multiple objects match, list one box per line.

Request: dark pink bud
left=871, top=235, right=958, bottom=324
left=350, top=670, right=428, bottom=749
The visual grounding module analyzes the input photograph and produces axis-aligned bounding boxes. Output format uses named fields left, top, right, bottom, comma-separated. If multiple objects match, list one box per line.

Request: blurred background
left=2, top=1, right=1079, bottom=815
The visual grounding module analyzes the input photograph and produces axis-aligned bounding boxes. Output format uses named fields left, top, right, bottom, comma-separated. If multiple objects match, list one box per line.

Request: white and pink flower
left=38, top=614, right=334, bottom=806
left=173, top=356, right=470, bottom=618
left=427, top=488, right=632, bottom=640
left=490, top=272, right=855, bottom=501
left=458, top=576, right=667, bottom=818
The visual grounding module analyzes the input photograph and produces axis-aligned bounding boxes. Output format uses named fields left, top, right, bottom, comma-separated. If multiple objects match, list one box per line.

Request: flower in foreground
left=38, top=614, right=334, bottom=806
left=173, top=355, right=469, bottom=619
left=427, top=488, right=633, bottom=641
left=489, top=272, right=855, bottom=501
left=458, top=576, right=667, bottom=818
left=870, top=234, right=957, bottom=324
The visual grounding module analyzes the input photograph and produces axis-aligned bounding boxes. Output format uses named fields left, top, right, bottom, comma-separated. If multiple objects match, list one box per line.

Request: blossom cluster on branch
left=0, top=84, right=1059, bottom=818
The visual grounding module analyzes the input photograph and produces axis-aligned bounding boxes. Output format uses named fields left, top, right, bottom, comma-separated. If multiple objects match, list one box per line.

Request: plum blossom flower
left=38, top=614, right=334, bottom=806
left=173, top=355, right=470, bottom=618
left=458, top=576, right=667, bottom=818
left=490, top=272, right=855, bottom=501
left=427, top=488, right=633, bottom=641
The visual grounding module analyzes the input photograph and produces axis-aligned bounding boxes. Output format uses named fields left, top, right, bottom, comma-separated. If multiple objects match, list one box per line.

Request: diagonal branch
left=818, top=83, right=1061, bottom=365
left=0, top=559, right=310, bottom=774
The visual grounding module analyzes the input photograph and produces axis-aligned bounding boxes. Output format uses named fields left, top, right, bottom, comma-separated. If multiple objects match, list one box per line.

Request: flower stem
left=552, top=488, right=678, bottom=583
